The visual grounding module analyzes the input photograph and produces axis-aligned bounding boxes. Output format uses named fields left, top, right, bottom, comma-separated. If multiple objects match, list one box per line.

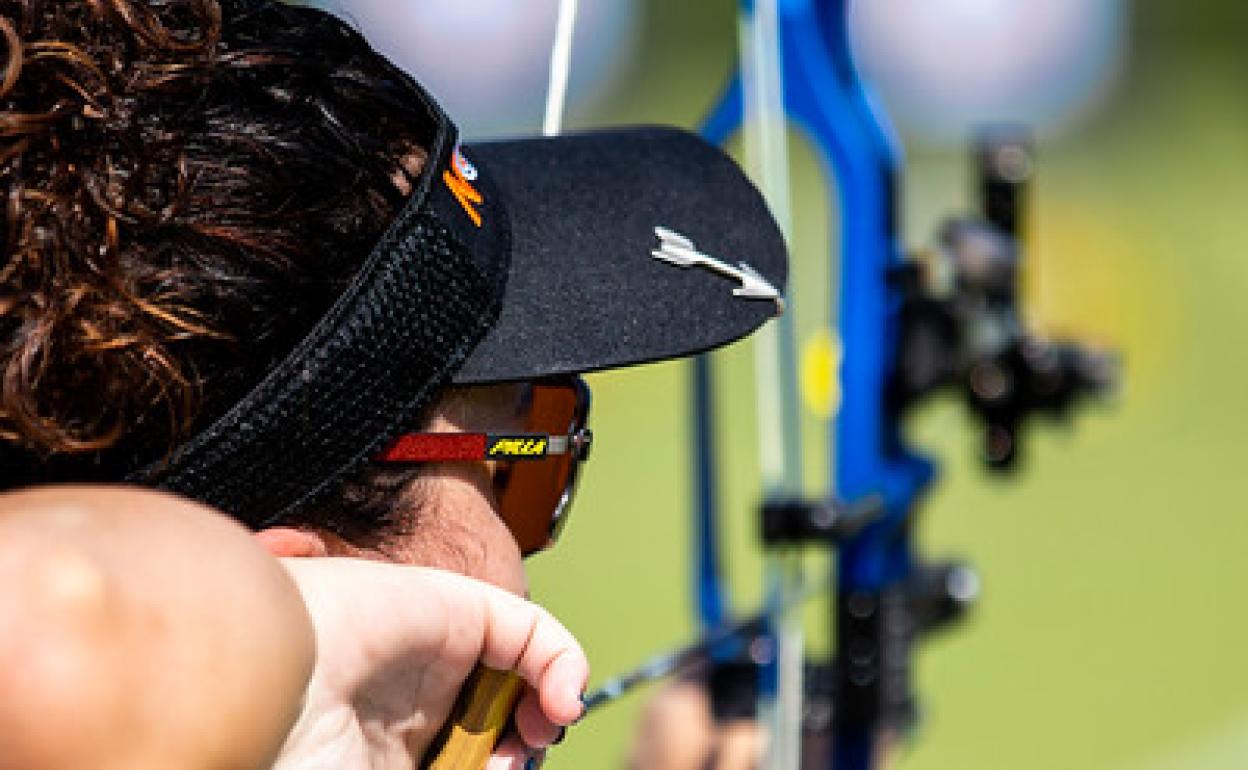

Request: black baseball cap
left=85, top=70, right=788, bottom=526
left=452, top=127, right=787, bottom=383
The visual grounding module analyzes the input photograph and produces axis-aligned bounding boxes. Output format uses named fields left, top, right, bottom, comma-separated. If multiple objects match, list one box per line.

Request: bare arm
left=0, top=486, right=589, bottom=770
left=0, top=485, right=316, bottom=770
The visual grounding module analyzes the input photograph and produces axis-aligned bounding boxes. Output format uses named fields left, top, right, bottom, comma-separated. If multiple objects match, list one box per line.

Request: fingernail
left=552, top=727, right=567, bottom=746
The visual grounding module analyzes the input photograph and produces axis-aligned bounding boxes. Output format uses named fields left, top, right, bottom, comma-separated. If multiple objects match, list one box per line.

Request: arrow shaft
left=581, top=579, right=820, bottom=715
left=666, top=245, right=749, bottom=285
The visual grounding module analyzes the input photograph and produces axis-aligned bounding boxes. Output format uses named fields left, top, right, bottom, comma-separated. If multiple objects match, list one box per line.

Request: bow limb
left=704, top=1, right=934, bottom=767
left=785, top=2, right=934, bottom=766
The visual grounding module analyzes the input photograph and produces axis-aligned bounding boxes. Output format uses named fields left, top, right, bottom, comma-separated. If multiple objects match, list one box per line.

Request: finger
left=485, top=736, right=541, bottom=770
left=510, top=606, right=586, bottom=725
left=512, top=686, right=562, bottom=749
left=312, top=563, right=584, bottom=719
left=712, top=721, right=766, bottom=770
left=626, top=679, right=715, bottom=770
left=476, top=591, right=587, bottom=726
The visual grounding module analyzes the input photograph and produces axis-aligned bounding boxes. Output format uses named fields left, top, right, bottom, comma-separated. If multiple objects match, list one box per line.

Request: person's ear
left=255, top=527, right=330, bottom=558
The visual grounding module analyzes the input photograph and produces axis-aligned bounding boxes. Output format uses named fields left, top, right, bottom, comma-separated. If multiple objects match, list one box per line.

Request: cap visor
left=454, top=126, right=787, bottom=384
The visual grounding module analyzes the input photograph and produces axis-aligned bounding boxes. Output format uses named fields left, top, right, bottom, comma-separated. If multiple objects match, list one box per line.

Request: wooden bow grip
left=420, top=665, right=525, bottom=770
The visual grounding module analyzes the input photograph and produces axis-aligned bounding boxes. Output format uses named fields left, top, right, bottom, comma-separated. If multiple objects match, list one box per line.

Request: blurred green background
left=522, top=1, right=1248, bottom=769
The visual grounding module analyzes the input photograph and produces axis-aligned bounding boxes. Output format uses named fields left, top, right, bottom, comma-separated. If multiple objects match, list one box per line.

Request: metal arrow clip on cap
left=651, top=226, right=786, bottom=315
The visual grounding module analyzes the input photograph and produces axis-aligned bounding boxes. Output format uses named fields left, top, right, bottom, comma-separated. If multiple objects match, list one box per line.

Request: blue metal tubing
left=802, top=3, right=935, bottom=766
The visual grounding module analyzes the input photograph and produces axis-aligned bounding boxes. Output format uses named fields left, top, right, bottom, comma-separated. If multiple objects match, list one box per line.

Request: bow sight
left=891, top=132, right=1117, bottom=470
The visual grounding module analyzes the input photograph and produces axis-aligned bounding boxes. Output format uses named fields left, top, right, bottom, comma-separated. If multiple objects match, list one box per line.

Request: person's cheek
left=391, top=467, right=528, bottom=595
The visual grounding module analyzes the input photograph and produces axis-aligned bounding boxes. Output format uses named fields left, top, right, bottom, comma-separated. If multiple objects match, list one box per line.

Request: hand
left=276, top=558, right=588, bottom=770
left=627, top=677, right=764, bottom=770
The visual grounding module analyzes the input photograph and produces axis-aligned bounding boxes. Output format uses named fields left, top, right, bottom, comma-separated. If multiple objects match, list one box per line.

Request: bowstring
left=543, top=0, right=579, bottom=137
left=740, top=2, right=805, bottom=769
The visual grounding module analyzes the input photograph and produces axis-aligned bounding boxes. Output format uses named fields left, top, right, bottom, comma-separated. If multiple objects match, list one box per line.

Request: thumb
left=465, top=577, right=588, bottom=727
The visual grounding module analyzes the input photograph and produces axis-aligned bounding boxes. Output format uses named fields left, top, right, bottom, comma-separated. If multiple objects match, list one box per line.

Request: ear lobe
left=255, top=527, right=330, bottom=558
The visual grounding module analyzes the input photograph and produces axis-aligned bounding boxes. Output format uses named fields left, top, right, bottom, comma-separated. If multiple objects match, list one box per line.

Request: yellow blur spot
left=1028, top=198, right=1181, bottom=406
left=800, top=329, right=841, bottom=419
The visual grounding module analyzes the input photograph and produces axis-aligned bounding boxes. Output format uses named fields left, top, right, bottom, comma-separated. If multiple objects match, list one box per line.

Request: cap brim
left=453, top=127, right=787, bottom=384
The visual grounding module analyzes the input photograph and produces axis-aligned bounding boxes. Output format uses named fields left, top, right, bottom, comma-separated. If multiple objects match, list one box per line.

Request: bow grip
left=420, top=666, right=525, bottom=770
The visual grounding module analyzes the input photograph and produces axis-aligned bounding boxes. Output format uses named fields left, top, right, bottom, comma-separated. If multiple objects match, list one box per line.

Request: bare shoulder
left=0, top=485, right=314, bottom=770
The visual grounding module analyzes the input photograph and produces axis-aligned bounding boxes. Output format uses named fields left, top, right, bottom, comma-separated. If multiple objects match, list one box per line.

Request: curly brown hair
left=0, top=0, right=447, bottom=543
left=0, top=0, right=434, bottom=461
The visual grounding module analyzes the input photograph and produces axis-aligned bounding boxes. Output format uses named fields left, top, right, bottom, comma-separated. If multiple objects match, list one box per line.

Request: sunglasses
left=375, top=377, right=592, bottom=556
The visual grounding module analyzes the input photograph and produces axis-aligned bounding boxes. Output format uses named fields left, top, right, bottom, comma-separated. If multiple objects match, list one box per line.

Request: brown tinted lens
left=497, top=382, right=581, bottom=555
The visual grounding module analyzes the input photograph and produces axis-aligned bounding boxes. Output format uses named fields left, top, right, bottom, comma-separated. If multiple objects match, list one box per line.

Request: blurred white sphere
left=300, top=0, right=639, bottom=138
left=850, top=0, right=1127, bottom=142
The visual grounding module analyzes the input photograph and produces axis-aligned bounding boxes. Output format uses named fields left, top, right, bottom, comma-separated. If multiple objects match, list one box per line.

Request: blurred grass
left=530, top=4, right=1248, bottom=770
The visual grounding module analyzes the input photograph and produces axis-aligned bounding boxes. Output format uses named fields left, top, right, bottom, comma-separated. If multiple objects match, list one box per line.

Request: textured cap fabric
left=132, top=117, right=511, bottom=527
